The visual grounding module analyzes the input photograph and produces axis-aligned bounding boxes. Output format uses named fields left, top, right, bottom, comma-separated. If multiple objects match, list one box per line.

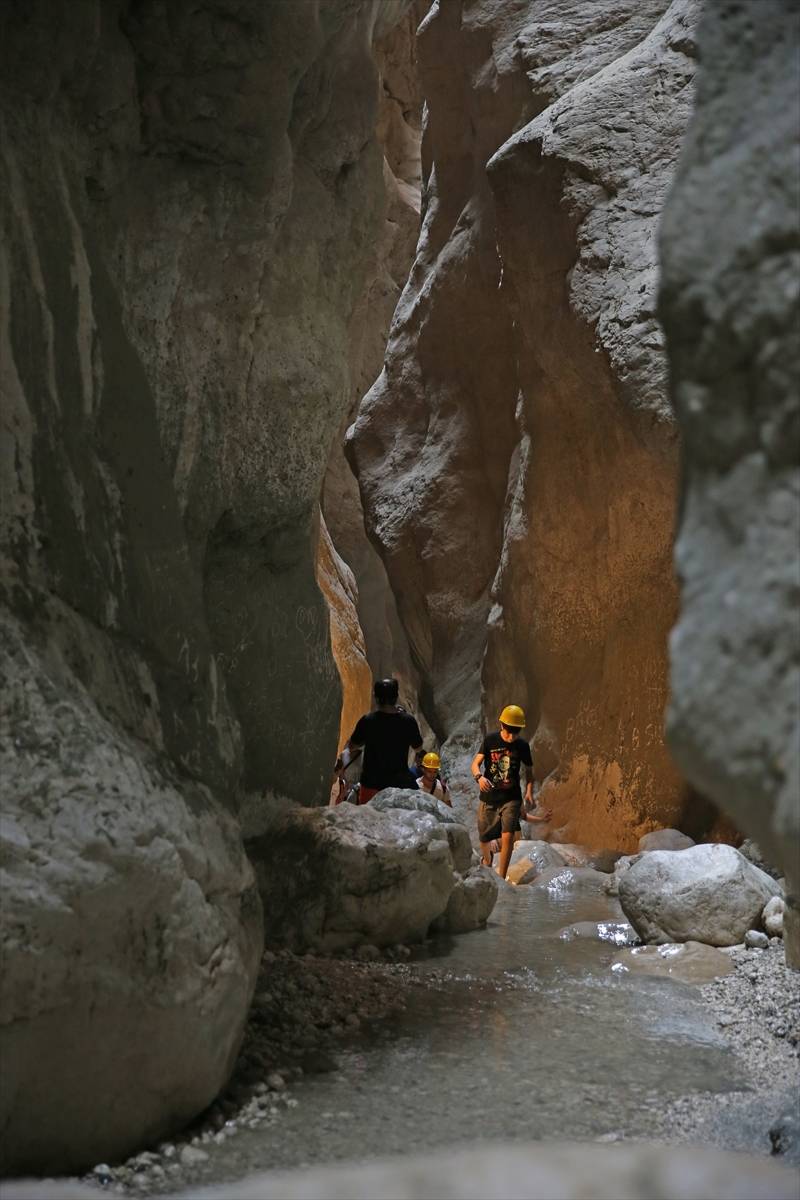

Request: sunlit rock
left=348, top=0, right=704, bottom=852
left=316, top=515, right=373, bottom=752
left=506, top=840, right=566, bottom=885
left=612, top=942, right=734, bottom=984
left=619, top=845, right=780, bottom=946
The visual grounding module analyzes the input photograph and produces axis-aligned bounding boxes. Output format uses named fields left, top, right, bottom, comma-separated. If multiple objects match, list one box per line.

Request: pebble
left=179, top=1145, right=210, bottom=1166
left=745, top=929, right=770, bottom=949
left=93, top=1164, right=113, bottom=1179
left=267, top=1071, right=286, bottom=1090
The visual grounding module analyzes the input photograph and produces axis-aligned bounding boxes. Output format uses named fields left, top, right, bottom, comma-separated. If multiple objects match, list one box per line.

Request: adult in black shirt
left=336, top=678, right=423, bottom=803
left=471, top=704, right=549, bottom=878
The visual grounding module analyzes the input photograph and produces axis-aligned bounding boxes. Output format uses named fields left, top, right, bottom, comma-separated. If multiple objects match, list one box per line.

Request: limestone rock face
left=0, top=0, right=413, bottom=1173
left=347, top=0, right=701, bottom=848
left=485, top=0, right=699, bottom=850
left=618, top=845, right=781, bottom=947
left=323, top=3, right=428, bottom=702
left=657, top=0, right=800, bottom=963
left=0, top=615, right=262, bottom=1176
left=248, top=800, right=467, bottom=952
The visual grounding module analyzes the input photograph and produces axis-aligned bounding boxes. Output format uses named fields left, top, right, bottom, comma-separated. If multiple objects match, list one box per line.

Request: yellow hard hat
left=422, top=751, right=441, bottom=769
left=499, top=704, right=526, bottom=729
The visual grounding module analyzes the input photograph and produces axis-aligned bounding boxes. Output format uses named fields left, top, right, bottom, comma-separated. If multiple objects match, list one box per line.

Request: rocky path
left=77, top=875, right=799, bottom=1197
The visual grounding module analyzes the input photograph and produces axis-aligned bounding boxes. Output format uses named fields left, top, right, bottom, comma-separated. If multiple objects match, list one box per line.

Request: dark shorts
left=478, top=794, right=522, bottom=842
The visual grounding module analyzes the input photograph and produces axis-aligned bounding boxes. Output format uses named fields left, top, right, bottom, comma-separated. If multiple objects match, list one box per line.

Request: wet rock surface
left=613, top=942, right=734, bottom=984
left=619, top=844, right=780, bottom=946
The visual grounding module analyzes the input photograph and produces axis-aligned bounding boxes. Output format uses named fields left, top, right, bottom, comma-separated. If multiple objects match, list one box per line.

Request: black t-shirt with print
left=350, top=709, right=423, bottom=789
left=480, top=732, right=532, bottom=801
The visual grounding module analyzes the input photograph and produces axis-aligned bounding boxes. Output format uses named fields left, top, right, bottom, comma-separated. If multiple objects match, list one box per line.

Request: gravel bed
left=82, top=946, right=416, bottom=1196
left=664, top=940, right=800, bottom=1163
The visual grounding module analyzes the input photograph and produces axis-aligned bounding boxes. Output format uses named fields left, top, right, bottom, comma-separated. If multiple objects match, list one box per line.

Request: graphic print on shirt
left=488, top=748, right=514, bottom=789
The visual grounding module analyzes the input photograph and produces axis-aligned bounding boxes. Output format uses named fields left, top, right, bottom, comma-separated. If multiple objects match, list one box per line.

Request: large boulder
left=371, top=787, right=458, bottom=823
left=618, top=844, right=781, bottom=946
left=0, top=616, right=262, bottom=1176
left=247, top=800, right=478, bottom=953
left=658, top=0, right=800, bottom=962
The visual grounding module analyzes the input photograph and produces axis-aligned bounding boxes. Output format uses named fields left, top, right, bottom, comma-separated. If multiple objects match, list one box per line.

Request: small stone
left=744, top=929, right=770, bottom=949
left=762, top=894, right=785, bottom=937
left=159, top=1143, right=177, bottom=1159
left=180, top=1145, right=210, bottom=1166
left=266, top=1071, right=286, bottom=1090
left=131, top=1173, right=149, bottom=1188
left=93, top=1164, right=113, bottom=1179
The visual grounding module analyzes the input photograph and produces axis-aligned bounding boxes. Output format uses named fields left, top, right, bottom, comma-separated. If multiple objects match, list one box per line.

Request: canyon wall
left=348, top=0, right=699, bottom=848
left=658, top=0, right=800, bottom=962
left=323, top=2, right=430, bottom=719
left=0, top=0, right=410, bottom=1172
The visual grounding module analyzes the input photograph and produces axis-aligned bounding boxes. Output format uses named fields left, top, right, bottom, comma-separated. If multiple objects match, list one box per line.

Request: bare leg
left=497, top=830, right=515, bottom=879
left=480, top=840, right=493, bottom=867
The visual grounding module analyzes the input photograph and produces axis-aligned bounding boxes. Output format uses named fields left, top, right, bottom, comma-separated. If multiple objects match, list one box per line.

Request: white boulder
left=618, top=844, right=781, bottom=946
left=249, top=797, right=493, bottom=951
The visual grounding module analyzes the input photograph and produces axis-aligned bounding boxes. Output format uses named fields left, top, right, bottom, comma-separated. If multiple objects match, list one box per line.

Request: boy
left=471, top=705, right=550, bottom=878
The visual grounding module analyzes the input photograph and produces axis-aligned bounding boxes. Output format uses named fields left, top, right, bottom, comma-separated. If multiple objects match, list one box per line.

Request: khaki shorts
left=478, top=795, right=522, bottom=842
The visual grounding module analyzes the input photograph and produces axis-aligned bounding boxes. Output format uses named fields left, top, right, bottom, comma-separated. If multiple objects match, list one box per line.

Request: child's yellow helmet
left=499, top=705, right=526, bottom=729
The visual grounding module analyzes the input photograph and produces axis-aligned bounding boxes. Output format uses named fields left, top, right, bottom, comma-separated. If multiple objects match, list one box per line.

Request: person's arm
left=335, top=718, right=366, bottom=778
left=471, top=751, right=492, bottom=793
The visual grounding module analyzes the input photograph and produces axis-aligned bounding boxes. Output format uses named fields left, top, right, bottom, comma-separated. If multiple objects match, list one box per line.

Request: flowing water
left=197, top=880, right=745, bottom=1186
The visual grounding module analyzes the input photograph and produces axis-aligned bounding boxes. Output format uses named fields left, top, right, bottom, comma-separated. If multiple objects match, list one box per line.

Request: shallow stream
left=196, top=879, right=745, bottom=1188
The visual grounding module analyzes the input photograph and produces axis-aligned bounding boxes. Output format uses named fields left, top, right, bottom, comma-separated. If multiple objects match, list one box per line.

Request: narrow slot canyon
left=1, top=3, right=798, bottom=1199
